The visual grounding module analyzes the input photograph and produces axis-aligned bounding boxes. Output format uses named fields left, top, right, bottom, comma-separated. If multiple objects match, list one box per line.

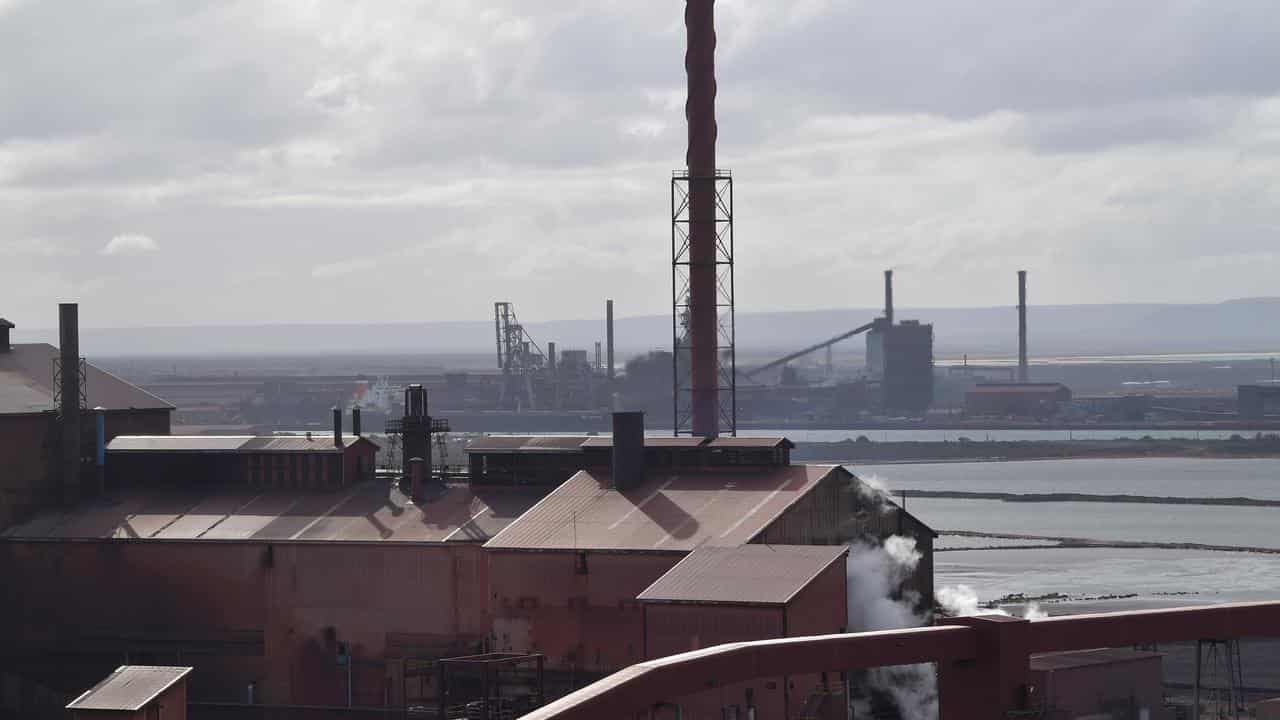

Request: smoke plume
left=937, top=583, right=1049, bottom=619
left=846, top=536, right=937, bottom=720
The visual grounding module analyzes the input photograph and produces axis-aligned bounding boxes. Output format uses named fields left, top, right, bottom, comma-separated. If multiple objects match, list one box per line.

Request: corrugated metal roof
left=0, top=344, right=173, bottom=415
left=2, top=483, right=543, bottom=544
left=106, top=435, right=376, bottom=453
left=66, top=665, right=192, bottom=711
left=579, top=437, right=707, bottom=448
left=483, top=464, right=838, bottom=552
left=465, top=436, right=591, bottom=453
left=706, top=437, right=794, bottom=449
left=1030, top=648, right=1162, bottom=671
left=637, top=544, right=847, bottom=605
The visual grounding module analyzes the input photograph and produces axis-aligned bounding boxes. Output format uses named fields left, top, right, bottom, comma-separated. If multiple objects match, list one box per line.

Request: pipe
left=59, top=303, right=81, bottom=506
left=884, top=270, right=894, bottom=325
left=548, top=341, right=557, bottom=373
left=94, top=407, right=106, bottom=496
left=352, top=406, right=362, bottom=437
left=333, top=406, right=342, bottom=447
left=1017, top=270, right=1028, bottom=383
left=606, top=299, right=615, bottom=381
left=686, top=0, right=719, bottom=438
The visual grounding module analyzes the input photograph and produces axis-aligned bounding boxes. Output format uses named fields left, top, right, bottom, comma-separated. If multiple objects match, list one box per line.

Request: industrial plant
left=3, top=2, right=1280, bottom=720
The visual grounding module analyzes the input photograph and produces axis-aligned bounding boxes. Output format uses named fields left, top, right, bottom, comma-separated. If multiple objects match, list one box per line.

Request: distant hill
left=18, top=299, right=1280, bottom=360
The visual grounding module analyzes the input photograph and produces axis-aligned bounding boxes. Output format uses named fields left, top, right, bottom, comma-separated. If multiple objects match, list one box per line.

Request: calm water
left=853, top=457, right=1280, bottom=499
left=856, top=457, right=1280, bottom=610
left=744, top=428, right=1278, bottom=442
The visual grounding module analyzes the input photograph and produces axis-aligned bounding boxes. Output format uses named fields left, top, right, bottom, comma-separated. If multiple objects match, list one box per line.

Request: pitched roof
left=483, top=464, right=839, bottom=552
left=637, top=544, right=847, bottom=605
left=579, top=436, right=707, bottom=448
left=66, top=666, right=192, bottom=711
left=465, top=435, right=591, bottom=453
left=3, top=482, right=541, bottom=544
left=107, top=435, right=378, bottom=453
left=706, top=437, right=794, bottom=449
left=1030, top=648, right=1162, bottom=671
left=0, top=343, right=173, bottom=415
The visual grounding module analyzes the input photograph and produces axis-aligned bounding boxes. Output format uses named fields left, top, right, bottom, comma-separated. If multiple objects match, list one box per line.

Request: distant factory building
left=1237, top=384, right=1280, bottom=419
left=965, top=382, right=1072, bottom=418
left=1029, top=648, right=1164, bottom=720
left=866, top=318, right=935, bottom=416
left=0, top=312, right=173, bottom=529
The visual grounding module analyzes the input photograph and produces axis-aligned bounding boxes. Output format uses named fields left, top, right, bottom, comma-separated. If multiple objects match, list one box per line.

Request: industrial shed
left=965, top=382, right=1072, bottom=418
left=1, top=337, right=173, bottom=530
left=639, top=545, right=850, bottom=720
left=483, top=461, right=934, bottom=682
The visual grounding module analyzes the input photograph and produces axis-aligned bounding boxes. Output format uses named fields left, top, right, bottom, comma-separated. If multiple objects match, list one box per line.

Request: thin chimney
left=884, top=270, right=895, bottom=325
left=332, top=406, right=342, bottom=447
left=352, top=406, right=362, bottom=437
left=606, top=299, right=615, bottom=382
left=1018, top=270, right=1028, bottom=383
left=59, top=304, right=81, bottom=506
left=611, top=411, right=645, bottom=492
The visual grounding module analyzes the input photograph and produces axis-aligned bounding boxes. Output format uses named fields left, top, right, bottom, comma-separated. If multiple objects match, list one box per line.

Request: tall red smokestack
left=686, top=0, right=719, bottom=437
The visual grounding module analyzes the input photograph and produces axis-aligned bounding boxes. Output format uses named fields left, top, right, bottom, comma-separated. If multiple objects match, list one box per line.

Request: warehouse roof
left=638, top=544, right=847, bottom=606
left=2, top=482, right=541, bottom=543
left=579, top=436, right=707, bottom=448
left=1030, top=648, right=1163, bottom=671
left=107, top=435, right=377, bottom=454
left=484, top=464, right=839, bottom=552
left=0, top=343, right=173, bottom=415
left=706, top=437, right=794, bottom=449
left=968, top=383, right=1070, bottom=395
left=66, top=665, right=192, bottom=711
left=465, top=435, right=591, bottom=454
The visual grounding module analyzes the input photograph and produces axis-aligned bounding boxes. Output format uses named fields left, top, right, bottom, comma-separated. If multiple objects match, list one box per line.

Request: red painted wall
left=1031, top=655, right=1166, bottom=720
left=487, top=550, right=682, bottom=674
left=0, top=541, right=488, bottom=708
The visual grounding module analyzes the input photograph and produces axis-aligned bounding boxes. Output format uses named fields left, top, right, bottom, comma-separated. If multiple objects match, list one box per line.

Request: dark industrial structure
left=1018, top=270, right=1029, bottom=383
left=866, top=271, right=935, bottom=415
left=1238, top=384, right=1280, bottom=419
left=0, top=306, right=173, bottom=529
left=672, top=0, right=735, bottom=438
left=966, top=382, right=1073, bottom=418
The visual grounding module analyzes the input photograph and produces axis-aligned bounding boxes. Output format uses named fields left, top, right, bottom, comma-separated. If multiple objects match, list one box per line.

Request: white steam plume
left=937, top=583, right=1049, bottom=619
left=846, top=536, right=937, bottom=720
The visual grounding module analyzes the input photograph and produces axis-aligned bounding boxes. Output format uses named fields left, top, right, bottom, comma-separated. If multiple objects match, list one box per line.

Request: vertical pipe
left=606, top=299, right=615, bottom=381
left=333, top=406, right=342, bottom=447
left=94, top=407, right=105, bottom=496
left=352, top=406, right=362, bottom=437
left=1018, top=270, right=1028, bottom=383
left=687, top=0, right=719, bottom=438
left=547, top=341, right=557, bottom=373
left=59, top=303, right=81, bottom=506
left=884, top=270, right=894, bottom=325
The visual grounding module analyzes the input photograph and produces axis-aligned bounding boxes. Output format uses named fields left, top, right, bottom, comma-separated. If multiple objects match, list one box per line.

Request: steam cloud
left=937, top=583, right=1048, bottom=620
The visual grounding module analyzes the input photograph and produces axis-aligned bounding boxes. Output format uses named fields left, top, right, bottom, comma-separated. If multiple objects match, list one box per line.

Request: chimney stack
left=686, top=0, right=720, bottom=438
left=611, top=411, right=645, bottom=492
left=352, top=406, right=362, bottom=437
left=884, top=270, right=895, bottom=325
left=59, top=303, right=81, bottom=506
left=0, top=318, right=13, bottom=352
left=408, top=457, right=425, bottom=503
left=606, top=299, right=615, bottom=382
left=547, top=341, right=557, bottom=373
left=332, top=406, right=342, bottom=447
left=1018, top=270, right=1028, bottom=383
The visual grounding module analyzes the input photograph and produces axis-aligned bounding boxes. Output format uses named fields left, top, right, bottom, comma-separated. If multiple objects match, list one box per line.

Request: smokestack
left=1018, top=270, right=1028, bottom=383
left=686, top=0, right=719, bottom=438
left=59, top=303, right=81, bottom=506
left=884, top=270, right=894, bottom=325
left=547, top=341, right=557, bottom=373
left=611, top=411, right=645, bottom=492
left=606, top=299, right=615, bottom=381
left=352, top=406, right=362, bottom=437
left=0, top=318, right=13, bottom=352
left=408, top=457, right=425, bottom=503
left=333, top=406, right=342, bottom=447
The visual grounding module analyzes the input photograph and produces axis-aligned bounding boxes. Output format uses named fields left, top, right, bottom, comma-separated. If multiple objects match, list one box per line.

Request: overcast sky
left=2, top=0, right=1279, bottom=329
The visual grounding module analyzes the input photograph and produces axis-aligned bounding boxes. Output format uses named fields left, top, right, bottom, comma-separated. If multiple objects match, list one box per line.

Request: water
left=743, top=428, right=1279, bottom=442
left=855, top=457, right=1280, bottom=612
left=852, top=457, right=1280, bottom=500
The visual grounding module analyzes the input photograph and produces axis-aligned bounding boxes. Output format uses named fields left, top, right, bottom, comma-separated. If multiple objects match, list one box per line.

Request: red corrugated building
left=639, top=545, right=850, bottom=720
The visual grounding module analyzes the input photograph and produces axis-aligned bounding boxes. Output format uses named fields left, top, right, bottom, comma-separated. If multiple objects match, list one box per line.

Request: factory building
left=866, top=317, right=935, bottom=416
left=0, top=412, right=933, bottom=717
left=965, top=382, right=1072, bottom=418
left=0, top=312, right=173, bottom=530
left=1238, top=384, right=1280, bottom=419
left=639, top=545, right=850, bottom=720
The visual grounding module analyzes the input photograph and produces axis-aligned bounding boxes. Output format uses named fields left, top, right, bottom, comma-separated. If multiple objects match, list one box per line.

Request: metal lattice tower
left=494, top=302, right=546, bottom=411
left=1194, top=638, right=1245, bottom=720
left=672, top=170, right=735, bottom=436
